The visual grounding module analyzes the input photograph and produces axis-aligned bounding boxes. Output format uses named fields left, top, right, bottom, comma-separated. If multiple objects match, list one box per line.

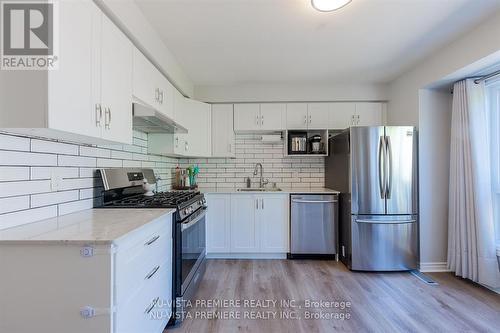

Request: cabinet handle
left=145, top=235, right=160, bottom=246
left=256, top=114, right=259, bottom=126
left=261, top=198, right=264, bottom=209
left=175, top=136, right=179, bottom=148
left=145, top=265, right=160, bottom=280
left=228, top=143, right=232, bottom=152
left=309, top=115, right=312, bottom=124
left=145, top=297, right=160, bottom=314
left=256, top=198, right=258, bottom=210
left=357, top=115, right=360, bottom=125
left=160, top=90, right=164, bottom=104
left=155, top=88, right=159, bottom=102
left=95, top=104, right=102, bottom=127
left=104, top=107, right=111, bottom=129
left=304, top=115, right=307, bottom=124
left=261, top=115, right=264, bottom=126
left=185, top=141, right=188, bottom=151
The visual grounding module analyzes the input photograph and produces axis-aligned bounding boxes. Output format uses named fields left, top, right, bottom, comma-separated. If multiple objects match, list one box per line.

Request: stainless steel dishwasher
left=289, top=194, right=339, bottom=259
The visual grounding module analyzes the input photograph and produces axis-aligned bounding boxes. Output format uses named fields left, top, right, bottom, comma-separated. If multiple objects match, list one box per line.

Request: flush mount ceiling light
left=311, top=0, right=352, bottom=12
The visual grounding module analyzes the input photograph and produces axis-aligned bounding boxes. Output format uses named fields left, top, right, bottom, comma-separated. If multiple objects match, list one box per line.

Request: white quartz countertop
left=201, top=188, right=340, bottom=194
left=0, top=208, right=176, bottom=245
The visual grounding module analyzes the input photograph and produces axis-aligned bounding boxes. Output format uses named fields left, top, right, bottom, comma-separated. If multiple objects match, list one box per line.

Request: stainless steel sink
left=237, top=188, right=282, bottom=192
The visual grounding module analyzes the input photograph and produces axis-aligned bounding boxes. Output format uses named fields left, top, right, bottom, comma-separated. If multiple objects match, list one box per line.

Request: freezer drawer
left=351, top=215, right=417, bottom=271
left=290, top=194, right=338, bottom=256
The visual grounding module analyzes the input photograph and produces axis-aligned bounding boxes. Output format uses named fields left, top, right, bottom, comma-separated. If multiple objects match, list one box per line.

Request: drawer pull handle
left=145, top=297, right=160, bottom=314
left=145, top=235, right=160, bottom=246
left=145, top=265, right=160, bottom=280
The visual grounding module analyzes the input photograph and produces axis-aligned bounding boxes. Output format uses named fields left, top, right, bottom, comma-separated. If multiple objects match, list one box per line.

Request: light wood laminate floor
left=166, top=259, right=500, bottom=333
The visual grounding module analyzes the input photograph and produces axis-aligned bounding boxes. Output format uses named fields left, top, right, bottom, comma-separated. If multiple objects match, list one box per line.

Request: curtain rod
left=474, top=69, right=500, bottom=84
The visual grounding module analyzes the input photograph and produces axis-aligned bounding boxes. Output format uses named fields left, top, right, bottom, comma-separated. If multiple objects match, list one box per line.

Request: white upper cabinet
left=47, top=0, right=100, bottom=139
left=133, top=48, right=174, bottom=119
left=355, top=102, right=384, bottom=126
left=328, top=102, right=385, bottom=129
left=132, top=48, right=157, bottom=109
left=211, top=104, right=235, bottom=158
left=234, top=103, right=284, bottom=132
left=234, top=104, right=261, bottom=131
left=329, top=102, right=356, bottom=129
left=181, top=98, right=212, bottom=157
left=286, top=103, right=308, bottom=129
left=307, top=103, right=330, bottom=129
left=157, top=76, right=174, bottom=119
left=286, top=103, right=329, bottom=130
left=259, top=103, right=285, bottom=131
left=2, top=1, right=133, bottom=145
left=100, top=15, right=133, bottom=144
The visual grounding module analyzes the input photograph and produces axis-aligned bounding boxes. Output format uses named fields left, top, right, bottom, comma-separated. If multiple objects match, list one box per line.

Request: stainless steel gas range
left=98, top=168, right=207, bottom=326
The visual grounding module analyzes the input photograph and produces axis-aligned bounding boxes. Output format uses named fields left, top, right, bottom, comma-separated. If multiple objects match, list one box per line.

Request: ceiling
left=135, top=0, right=500, bottom=86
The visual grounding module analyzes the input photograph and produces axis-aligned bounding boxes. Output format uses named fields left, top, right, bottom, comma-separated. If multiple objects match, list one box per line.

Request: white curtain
left=448, top=79, right=500, bottom=290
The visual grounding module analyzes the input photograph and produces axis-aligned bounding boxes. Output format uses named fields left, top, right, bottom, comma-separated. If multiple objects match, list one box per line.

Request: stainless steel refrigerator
left=326, top=126, right=418, bottom=271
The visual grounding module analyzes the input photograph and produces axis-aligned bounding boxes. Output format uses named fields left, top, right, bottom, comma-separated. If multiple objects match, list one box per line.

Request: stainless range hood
left=132, top=101, right=188, bottom=134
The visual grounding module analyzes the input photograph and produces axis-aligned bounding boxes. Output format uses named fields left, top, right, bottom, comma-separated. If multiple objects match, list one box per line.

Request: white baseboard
left=419, top=262, right=451, bottom=272
left=206, top=253, right=287, bottom=259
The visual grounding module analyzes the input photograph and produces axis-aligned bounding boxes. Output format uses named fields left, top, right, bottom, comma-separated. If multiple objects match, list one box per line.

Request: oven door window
left=181, top=213, right=206, bottom=289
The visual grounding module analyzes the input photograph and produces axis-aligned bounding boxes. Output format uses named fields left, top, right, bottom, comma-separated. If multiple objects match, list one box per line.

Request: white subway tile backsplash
left=58, top=155, right=96, bottom=167
left=0, top=205, right=58, bottom=230
left=58, top=198, right=94, bottom=216
left=96, top=158, right=122, bottom=168
left=111, top=150, right=133, bottom=160
left=79, top=168, right=98, bottom=178
left=0, top=132, right=177, bottom=229
left=59, top=178, right=96, bottom=191
left=31, top=190, right=79, bottom=208
left=0, top=180, right=51, bottom=198
left=31, top=139, right=79, bottom=155
left=31, top=167, right=79, bottom=180
left=79, top=188, right=101, bottom=200
left=123, top=160, right=142, bottom=168
left=79, top=146, right=111, bottom=158
left=0, top=167, right=30, bottom=181
left=179, top=134, right=324, bottom=191
left=0, top=134, right=30, bottom=151
left=0, top=196, right=30, bottom=214
left=0, top=151, right=58, bottom=166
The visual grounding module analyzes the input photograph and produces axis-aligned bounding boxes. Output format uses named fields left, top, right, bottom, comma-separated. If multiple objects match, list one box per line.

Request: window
left=486, top=78, right=500, bottom=242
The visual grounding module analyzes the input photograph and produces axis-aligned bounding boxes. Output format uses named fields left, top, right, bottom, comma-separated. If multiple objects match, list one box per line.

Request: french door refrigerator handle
left=385, top=136, right=393, bottom=199
left=378, top=136, right=385, bottom=199
left=355, top=219, right=416, bottom=224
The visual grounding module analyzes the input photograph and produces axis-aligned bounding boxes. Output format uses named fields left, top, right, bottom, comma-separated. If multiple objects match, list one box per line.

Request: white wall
left=195, top=83, right=387, bottom=103
left=96, top=0, right=194, bottom=97
left=418, top=89, right=452, bottom=268
left=388, top=11, right=500, bottom=126
left=387, top=10, right=500, bottom=268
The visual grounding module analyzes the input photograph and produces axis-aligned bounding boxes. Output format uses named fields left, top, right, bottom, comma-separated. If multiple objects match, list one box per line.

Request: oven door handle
left=181, top=209, right=206, bottom=231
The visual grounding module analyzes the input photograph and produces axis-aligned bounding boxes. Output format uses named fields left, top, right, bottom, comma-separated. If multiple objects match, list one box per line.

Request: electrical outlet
left=50, top=171, right=63, bottom=191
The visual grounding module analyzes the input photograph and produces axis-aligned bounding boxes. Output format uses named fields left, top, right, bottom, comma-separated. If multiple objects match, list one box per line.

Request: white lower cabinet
left=206, top=193, right=288, bottom=257
left=230, top=194, right=259, bottom=253
left=258, top=195, right=289, bottom=252
left=0, top=214, right=173, bottom=333
left=206, top=194, right=232, bottom=253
